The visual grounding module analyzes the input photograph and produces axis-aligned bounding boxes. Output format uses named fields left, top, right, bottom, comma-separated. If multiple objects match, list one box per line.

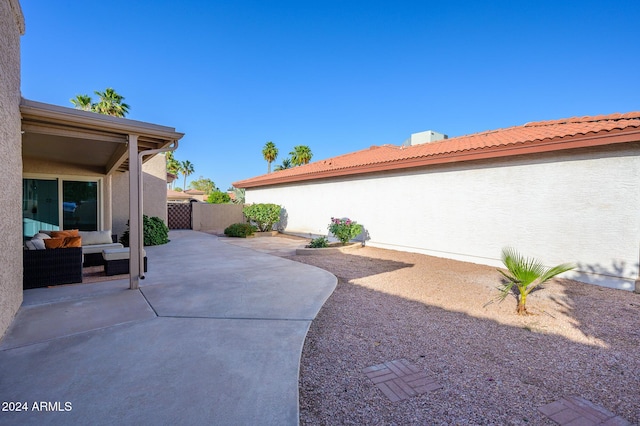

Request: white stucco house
left=0, top=0, right=184, bottom=339
left=235, top=113, right=640, bottom=292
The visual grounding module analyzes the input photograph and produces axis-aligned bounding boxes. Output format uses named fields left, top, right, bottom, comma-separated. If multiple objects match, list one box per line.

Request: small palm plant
left=497, top=247, right=575, bottom=315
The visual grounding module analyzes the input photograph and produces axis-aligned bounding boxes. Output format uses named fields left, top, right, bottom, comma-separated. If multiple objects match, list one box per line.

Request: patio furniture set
left=23, top=230, right=147, bottom=289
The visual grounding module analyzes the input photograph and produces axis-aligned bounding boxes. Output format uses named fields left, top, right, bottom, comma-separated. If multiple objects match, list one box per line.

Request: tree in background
left=262, top=141, right=278, bottom=174
left=290, top=145, right=312, bottom=166
left=274, top=158, right=292, bottom=171
left=70, top=88, right=130, bottom=117
left=189, top=176, right=218, bottom=195
left=93, top=88, right=130, bottom=117
left=180, top=160, right=195, bottom=190
left=208, top=190, right=231, bottom=204
left=166, top=152, right=181, bottom=188
left=70, top=94, right=93, bottom=111
left=230, top=187, right=245, bottom=204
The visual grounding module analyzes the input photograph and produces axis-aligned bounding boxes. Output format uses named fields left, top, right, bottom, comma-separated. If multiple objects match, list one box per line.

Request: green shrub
left=328, top=217, right=363, bottom=245
left=307, top=236, right=329, bottom=248
left=120, top=215, right=170, bottom=247
left=224, top=223, right=256, bottom=238
left=243, top=203, right=282, bottom=232
left=208, top=190, right=231, bottom=204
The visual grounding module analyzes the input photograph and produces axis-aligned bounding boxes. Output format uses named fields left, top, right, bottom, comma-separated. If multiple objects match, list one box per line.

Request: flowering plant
left=328, top=217, right=363, bottom=245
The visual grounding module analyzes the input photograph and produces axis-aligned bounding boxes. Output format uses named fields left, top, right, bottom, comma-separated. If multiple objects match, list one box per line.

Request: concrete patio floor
left=0, top=230, right=337, bottom=425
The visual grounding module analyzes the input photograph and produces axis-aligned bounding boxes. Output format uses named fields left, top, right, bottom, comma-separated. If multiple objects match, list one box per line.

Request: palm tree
left=165, top=152, right=181, bottom=189
left=290, top=145, right=312, bottom=166
left=166, top=152, right=180, bottom=174
left=180, top=160, right=195, bottom=190
left=497, top=247, right=574, bottom=315
left=93, top=88, right=130, bottom=117
left=231, top=187, right=245, bottom=204
left=262, top=141, right=278, bottom=173
left=274, top=158, right=292, bottom=171
left=70, top=94, right=93, bottom=111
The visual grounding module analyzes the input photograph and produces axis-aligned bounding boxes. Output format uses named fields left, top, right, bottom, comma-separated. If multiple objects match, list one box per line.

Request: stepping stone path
left=363, top=358, right=441, bottom=402
left=538, top=396, right=631, bottom=425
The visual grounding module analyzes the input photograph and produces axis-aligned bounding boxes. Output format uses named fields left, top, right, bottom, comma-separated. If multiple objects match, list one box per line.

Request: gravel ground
left=283, top=246, right=640, bottom=425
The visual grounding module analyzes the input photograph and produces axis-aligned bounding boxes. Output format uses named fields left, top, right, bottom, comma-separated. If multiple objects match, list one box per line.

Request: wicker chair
left=23, top=248, right=83, bottom=289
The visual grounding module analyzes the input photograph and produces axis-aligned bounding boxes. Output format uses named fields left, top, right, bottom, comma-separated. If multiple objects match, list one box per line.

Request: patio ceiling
left=21, top=98, right=184, bottom=175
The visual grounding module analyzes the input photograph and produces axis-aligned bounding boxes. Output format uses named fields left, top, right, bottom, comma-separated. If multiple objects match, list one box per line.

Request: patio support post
left=128, top=134, right=141, bottom=289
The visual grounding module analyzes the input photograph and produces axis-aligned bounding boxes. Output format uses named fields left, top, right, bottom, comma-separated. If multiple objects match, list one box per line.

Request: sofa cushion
left=102, top=248, right=146, bottom=261
left=79, top=230, right=113, bottom=246
left=33, top=232, right=51, bottom=240
left=82, top=242, right=124, bottom=255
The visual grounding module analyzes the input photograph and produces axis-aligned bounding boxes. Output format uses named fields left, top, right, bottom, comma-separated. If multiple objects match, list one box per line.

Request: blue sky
left=20, top=1, right=640, bottom=191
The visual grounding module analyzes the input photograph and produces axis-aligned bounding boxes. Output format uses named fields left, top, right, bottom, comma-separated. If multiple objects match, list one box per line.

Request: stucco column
left=128, top=134, right=141, bottom=289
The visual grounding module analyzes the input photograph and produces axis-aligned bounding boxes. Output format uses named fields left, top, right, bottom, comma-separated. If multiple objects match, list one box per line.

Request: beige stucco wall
left=246, top=145, right=640, bottom=291
left=112, top=155, right=168, bottom=238
left=192, top=203, right=245, bottom=232
left=0, top=0, right=24, bottom=339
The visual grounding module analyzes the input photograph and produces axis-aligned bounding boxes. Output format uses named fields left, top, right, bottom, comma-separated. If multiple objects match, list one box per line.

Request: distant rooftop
left=234, top=112, right=640, bottom=189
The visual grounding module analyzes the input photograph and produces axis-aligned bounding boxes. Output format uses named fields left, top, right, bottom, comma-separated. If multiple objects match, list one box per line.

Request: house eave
left=20, top=98, right=184, bottom=174
left=20, top=98, right=184, bottom=141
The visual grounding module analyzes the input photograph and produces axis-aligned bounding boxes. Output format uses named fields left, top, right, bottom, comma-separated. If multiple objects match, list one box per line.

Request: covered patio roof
left=21, top=98, right=184, bottom=175
left=20, top=98, right=184, bottom=290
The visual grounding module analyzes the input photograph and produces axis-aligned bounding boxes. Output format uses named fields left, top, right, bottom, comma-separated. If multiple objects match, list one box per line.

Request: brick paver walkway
left=539, top=396, right=631, bottom=425
left=363, top=359, right=441, bottom=402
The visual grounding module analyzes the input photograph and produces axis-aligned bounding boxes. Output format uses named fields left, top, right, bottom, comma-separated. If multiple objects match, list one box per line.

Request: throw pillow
left=63, top=236, right=82, bottom=248
left=79, top=230, right=112, bottom=245
left=30, top=238, right=46, bottom=250
left=51, top=229, right=79, bottom=238
left=44, top=238, right=66, bottom=249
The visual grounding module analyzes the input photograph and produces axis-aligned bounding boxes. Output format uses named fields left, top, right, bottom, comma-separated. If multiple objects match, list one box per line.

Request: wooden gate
left=167, top=203, right=192, bottom=229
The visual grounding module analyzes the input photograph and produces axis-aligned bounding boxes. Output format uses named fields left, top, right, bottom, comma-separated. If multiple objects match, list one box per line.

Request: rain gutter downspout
left=135, top=140, right=179, bottom=284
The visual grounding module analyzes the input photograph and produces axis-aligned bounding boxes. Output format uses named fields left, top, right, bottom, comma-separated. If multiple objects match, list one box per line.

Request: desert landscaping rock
left=284, top=247, right=640, bottom=425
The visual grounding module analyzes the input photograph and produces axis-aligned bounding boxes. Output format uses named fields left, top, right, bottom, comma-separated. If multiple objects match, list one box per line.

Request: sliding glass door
left=23, top=178, right=59, bottom=237
left=63, top=181, right=98, bottom=231
left=23, top=177, right=100, bottom=239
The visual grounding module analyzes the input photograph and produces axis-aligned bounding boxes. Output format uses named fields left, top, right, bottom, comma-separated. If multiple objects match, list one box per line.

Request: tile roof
left=167, top=189, right=192, bottom=199
left=234, top=112, right=640, bottom=188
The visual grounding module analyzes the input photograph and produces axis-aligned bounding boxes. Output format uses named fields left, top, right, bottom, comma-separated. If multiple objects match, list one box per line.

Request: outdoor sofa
left=23, top=247, right=83, bottom=289
left=23, top=229, right=123, bottom=288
